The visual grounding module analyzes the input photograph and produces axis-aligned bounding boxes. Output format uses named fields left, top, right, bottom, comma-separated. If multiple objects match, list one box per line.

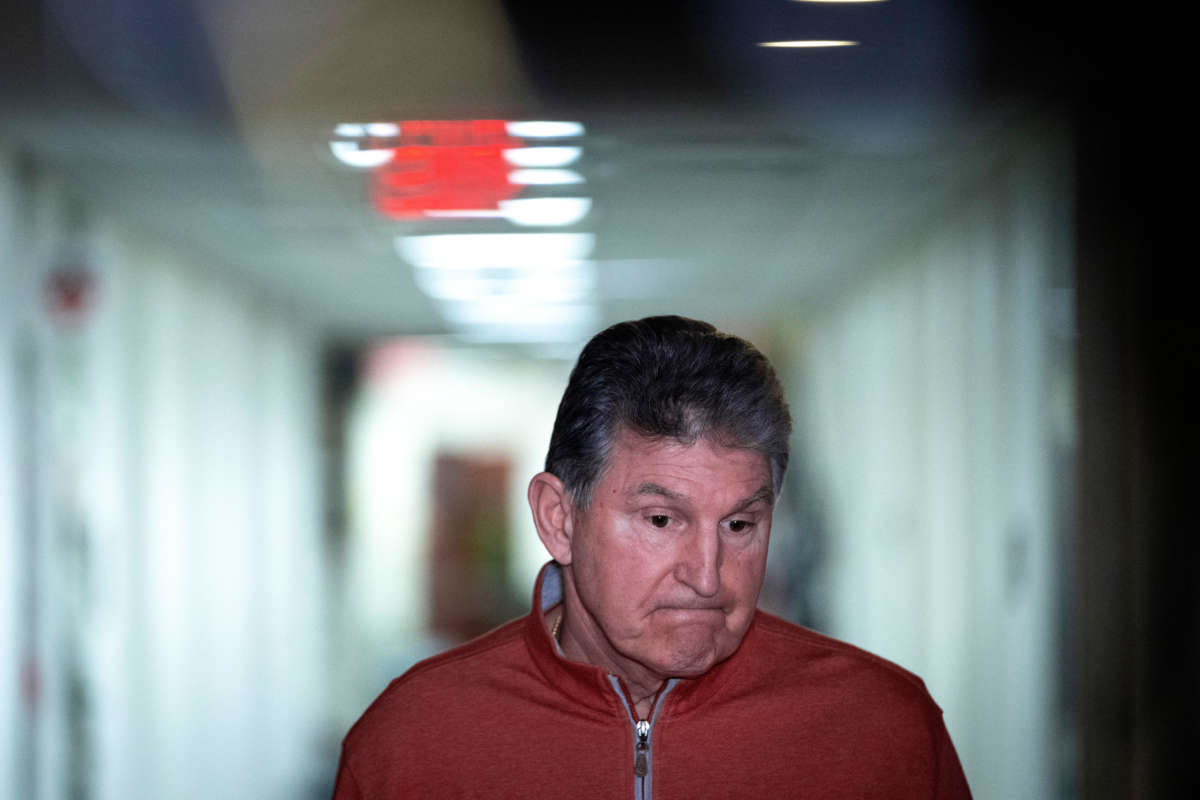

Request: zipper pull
left=634, top=719, right=650, bottom=777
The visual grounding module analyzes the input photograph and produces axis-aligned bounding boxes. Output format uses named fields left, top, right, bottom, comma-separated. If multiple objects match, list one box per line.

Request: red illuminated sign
left=368, top=120, right=522, bottom=219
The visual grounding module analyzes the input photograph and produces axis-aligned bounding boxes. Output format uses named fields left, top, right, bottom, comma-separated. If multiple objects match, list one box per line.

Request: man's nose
left=674, top=527, right=721, bottom=597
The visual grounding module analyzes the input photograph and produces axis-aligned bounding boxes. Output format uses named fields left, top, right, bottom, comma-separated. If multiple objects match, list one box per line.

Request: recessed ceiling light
left=506, top=121, right=586, bottom=139
left=419, top=199, right=591, bottom=227
left=499, top=198, right=592, bottom=227
left=508, top=169, right=585, bottom=186
left=396, top=233, right=596, bottom=269
left=413, top=262, right=595, bottom=303
left=759, top=40, right=859, bottom=48
left=329, top=141, right=394, bottom=168
left=441, top=301, right=598, bottom=343
left=364, top=122, right=400, bottom=137
left=502, top=147, right=583, bottom=168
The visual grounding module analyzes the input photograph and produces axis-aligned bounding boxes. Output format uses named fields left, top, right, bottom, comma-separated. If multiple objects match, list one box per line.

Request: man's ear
left=527, top=471, right=575, bottom=565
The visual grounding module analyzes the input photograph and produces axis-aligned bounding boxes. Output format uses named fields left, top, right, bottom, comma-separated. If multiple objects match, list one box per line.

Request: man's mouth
left=657, top=605, right=725, bottom=618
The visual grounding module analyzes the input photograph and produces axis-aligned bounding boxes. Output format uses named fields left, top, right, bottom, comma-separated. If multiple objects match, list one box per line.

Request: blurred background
left=1, top=1, right=1193, bottom=798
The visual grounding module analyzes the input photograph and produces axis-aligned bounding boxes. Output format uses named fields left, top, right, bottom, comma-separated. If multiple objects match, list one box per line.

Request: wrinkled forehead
left=598, top=427, right=775, bottom=501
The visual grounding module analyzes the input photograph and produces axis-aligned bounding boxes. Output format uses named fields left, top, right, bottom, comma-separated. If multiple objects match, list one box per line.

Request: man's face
left=565, top=428, right=774, bottom=680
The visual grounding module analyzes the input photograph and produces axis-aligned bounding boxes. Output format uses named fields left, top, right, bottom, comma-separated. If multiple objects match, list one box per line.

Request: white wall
left=0, top=143, right=328, bottom=800
left=790, top=128, right=1072, bottom=800
left=1, top=143, right=24, bottom=800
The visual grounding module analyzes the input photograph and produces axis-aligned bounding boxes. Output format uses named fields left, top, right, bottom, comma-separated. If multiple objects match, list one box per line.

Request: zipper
left=634, top=719, right=651, bottom=777
left=610, top=677, right=677, bottom=800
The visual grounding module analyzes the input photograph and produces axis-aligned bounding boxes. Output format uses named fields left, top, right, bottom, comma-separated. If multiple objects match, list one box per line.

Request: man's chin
left=655, top=633, right=734, bottom=677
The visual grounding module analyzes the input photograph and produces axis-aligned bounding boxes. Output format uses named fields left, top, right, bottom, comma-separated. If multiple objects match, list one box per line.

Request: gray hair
left=544, top=315, right=792, bottom=508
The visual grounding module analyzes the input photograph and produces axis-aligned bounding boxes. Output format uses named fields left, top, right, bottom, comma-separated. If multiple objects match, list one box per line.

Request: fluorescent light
left=502, top=147, right=583, bottom=168
left=509, top=169, right=584, bottom=186
left=365, top=122, right=400, bottom=137
left=422, top=210, right=506, bottom=219
left=418, top=199, right=591, bottom=226
left=438, top=295, right=599, bottom=342
left=793, top=1, right=885, bottom=3
left=444, top=300, right=593, bottom=327
left=454, top=321, right=595, bottom=344
left=329, top=140, right=394, bottom=168
left=413, top=263, right=595, bottom=303
left=759, top=40, right=859, bottom=47
left=397, top=233, right=596, bottom=269
left=499, top=198, right=591, bottom=227
left=506, top=121, right=586, bottom=139
left=440, top=300, right=598, bottom=342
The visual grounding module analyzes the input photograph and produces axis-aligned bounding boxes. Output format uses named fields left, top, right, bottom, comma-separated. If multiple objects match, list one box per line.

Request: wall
left=1, top=144, right=25, bottom=800
left=787, top=126, right=1073, bottom=799
left=0, top=143, right=328, bottom=800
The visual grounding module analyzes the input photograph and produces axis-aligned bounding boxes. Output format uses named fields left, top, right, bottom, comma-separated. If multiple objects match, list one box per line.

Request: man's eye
left=727, top=519, right=753, bottom=534
left=648, top=515, right=671, bottom=528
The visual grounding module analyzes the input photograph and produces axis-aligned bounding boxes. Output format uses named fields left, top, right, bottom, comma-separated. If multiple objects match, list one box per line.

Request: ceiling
left=2, top=0, right=1011, bottom=343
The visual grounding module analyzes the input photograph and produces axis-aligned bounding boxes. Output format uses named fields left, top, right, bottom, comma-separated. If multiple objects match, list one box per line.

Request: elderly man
left=333, top=316, right=971, bottom=799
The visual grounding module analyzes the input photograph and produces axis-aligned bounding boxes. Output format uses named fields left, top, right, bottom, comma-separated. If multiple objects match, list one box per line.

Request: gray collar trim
left=540, top=561, right=564, bottom=612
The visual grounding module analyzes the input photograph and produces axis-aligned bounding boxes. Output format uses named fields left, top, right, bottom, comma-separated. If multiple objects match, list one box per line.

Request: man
left=333, top=315, right=971, bottom=799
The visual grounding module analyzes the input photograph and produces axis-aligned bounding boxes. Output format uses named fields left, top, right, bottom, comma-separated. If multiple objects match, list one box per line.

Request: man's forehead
left=605, top=428, right=773, bottom=499
left=610, top=425, right=764, bottom=461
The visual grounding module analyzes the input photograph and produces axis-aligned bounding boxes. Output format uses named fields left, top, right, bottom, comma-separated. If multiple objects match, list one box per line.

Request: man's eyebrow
left=627, top=483, right=775, bottom=510
left=730, top=486, right=775, bottom=512
left=629, top=482, right=686, bottom=501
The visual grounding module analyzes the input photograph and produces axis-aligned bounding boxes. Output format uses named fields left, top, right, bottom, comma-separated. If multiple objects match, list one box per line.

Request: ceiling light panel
left=396, top=233, right=596, bottom=269
left=759, top=40, right=859, bottom=47
left=502, top=147, right=583, bottom=168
